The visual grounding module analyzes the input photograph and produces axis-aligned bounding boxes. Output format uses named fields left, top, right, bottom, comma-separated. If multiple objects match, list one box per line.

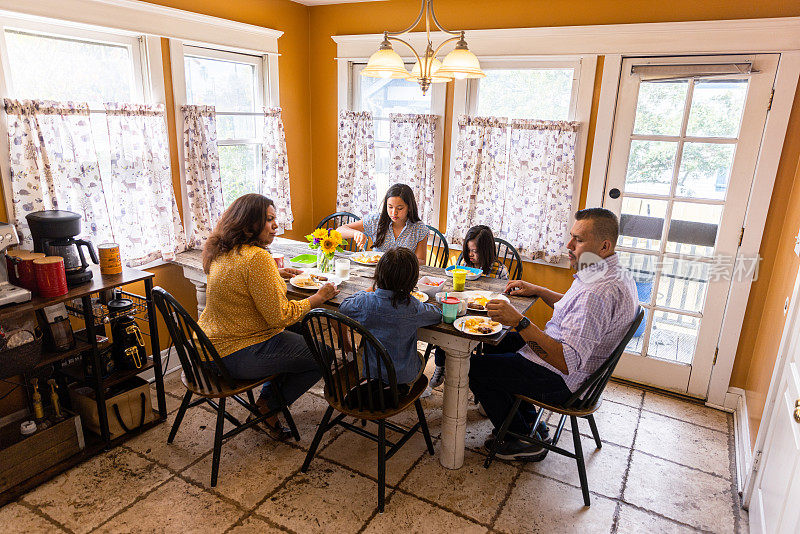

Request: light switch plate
left=795, top=228, right=800, bottom=256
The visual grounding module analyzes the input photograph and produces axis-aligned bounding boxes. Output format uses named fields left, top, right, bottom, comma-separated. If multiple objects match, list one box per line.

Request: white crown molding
left=0, top=0, right=283, bottom=53
left=333, top=16, right=800, bottom=57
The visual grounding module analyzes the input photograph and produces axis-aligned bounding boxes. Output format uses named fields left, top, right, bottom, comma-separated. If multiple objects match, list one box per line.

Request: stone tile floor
left=1, top=362, right=747, bottom=533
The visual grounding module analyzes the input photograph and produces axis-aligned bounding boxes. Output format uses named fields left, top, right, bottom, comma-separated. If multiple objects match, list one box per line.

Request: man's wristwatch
left=515, top=316, right=531, bottom=332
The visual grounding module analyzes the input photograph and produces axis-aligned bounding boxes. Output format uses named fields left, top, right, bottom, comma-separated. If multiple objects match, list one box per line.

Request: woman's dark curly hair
left=374, top=247, right=419, bottom=308
left=202, top=194, right=274, bottom=273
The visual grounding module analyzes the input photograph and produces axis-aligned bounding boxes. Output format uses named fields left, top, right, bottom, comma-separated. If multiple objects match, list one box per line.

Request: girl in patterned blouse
left=337, top=183, right=429, bottom=264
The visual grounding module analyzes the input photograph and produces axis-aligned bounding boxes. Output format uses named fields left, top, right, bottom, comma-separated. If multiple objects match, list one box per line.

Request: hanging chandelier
left=361, top=0, right=485, bottom=95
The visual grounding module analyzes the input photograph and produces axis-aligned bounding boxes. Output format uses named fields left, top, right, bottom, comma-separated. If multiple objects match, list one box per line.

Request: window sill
left=441, top=240, right=571, bottom=270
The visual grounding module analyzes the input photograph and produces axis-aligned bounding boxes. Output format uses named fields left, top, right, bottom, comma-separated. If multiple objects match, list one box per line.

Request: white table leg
left=439, top=345, right=472, bottom=469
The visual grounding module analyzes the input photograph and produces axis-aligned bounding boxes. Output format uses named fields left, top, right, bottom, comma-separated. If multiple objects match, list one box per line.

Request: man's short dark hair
left=575, top=208, right=619, bottom=243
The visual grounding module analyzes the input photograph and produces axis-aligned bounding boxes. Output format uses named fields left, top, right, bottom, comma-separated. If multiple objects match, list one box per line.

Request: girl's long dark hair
left=374, top=183, right=421, bottom=248
left=202, top=194, right=274, bottom=273
left=374, top=247, right=419, bottom=308
left=463, top=225, right=498, bottom=274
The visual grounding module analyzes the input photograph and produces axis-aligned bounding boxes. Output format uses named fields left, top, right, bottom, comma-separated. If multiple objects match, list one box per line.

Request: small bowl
left=445, top=265, right=481, bottom=280
left=417, top=275, right=446, bottom=297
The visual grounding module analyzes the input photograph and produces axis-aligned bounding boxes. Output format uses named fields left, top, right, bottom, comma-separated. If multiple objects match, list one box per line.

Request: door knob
left=609, top=188, right=621, bottom=199
left=795, top=399, right=800, bottom=424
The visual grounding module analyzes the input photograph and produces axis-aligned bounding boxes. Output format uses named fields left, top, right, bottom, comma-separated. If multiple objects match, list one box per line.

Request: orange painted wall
left=306, top=0, right=800, bottom=438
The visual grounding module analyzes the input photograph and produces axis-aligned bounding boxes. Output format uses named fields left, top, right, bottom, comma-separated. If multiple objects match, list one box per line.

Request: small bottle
left=48, top=379, right=62, bottom=419
left=31, top=378, right=44, bottom=420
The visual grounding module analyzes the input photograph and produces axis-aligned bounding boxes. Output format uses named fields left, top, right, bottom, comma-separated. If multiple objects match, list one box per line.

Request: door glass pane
left=648, top=310, right=699, bottom=364
left=185, top=55, right=257, bottom=112
left=656, top=258, right=710, bottom=313
left=666, top=202, right=723, bottom=256
left=618, top=198, right=667, bottom=251
left=4, top=30, right=136, bottom=102
left=624, top=140, right=678, bottom=196
left=686, top=80, right=748, bottom=138
left=632, top=81, right=688, bottom=136
left=677, top=142, right=736, bottom=200
left=618, top=252, right=657, bottom=356
left=219, top=144, right=258, bottom=207
left=475, top=68, right=574, bottom=120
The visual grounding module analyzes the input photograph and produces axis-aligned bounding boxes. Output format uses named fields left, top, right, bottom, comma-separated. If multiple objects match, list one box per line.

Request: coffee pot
left=26, top=210, right=99, bottom=286
left=108, top=290, right=146, bottom=371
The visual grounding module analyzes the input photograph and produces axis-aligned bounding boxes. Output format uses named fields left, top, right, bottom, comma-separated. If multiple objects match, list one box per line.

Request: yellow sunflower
left=312, top=228, right=329, bottom=240
left=320, top=237, right=337, bottom=254
left=328, top=230, right=343, bottom=245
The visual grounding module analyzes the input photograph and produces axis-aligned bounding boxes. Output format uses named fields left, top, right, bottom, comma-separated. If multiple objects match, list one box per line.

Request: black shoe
left=493, top=438, right=548, bottom=462
left=491, top=423, right=550, bottom=441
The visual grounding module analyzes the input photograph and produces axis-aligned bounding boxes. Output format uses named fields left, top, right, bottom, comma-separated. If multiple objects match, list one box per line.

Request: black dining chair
left=152, top=287, right=300, bottom=487
left=300, top=309, right=435, bottom=513
left=317, top=211, right=360, bottom=251
left=484, top=308, right=644, bottom=506
left=456, top=237, right=523, bottom=280
left=426, top=225, right=450, bottom=269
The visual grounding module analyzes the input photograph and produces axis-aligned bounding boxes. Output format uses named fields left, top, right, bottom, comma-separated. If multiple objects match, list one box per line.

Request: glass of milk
left=335, top=259, right=350, bottom=280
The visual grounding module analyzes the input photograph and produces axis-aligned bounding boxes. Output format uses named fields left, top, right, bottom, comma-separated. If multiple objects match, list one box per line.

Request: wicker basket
left=0, top=329, right=43, bottom=379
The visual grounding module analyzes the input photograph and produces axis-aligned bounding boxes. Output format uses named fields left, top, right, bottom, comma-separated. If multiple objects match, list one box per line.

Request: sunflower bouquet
left=305, top=228, right=344, bottom=273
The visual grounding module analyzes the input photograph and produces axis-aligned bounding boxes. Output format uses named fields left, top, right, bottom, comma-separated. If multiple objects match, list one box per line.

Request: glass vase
left=317, top=248, right=335, bottom=274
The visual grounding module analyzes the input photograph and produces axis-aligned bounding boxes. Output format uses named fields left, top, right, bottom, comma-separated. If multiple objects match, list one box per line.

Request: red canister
left=34, top=256, right=68, bottom=298
left=16, top=252, right=45, bottom=293
left=5, top=249, right=26, bottom=285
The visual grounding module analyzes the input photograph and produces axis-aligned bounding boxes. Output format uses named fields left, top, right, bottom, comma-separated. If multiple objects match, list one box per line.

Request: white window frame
left=450, top=56, right=596, bottom=268
left=346, top=60, right=446, bottom=224
left=0, top=13, right=165, bottom=226
left=340, top=59, right=446, bottom=225
left=169, top=39, right=280, bottom=238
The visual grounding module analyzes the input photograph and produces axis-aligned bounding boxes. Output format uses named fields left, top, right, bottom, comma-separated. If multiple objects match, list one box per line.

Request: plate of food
left=411, top=290, right=428, bottom=303
left=351, top=251, right=383, bottom=266
left=464, top=291, right=510, bottom=312
left=289, top=270, right=341, bottom=290
left=453, top=316, right=502, bottom=336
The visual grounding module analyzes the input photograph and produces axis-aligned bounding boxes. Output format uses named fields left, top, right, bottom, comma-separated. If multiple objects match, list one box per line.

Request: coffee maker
left=26, top=210, right=98, bottom=286
left=0, top=222, right=31, bottom=305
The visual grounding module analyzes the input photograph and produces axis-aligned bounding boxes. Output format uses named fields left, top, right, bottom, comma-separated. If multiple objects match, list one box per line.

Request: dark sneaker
left=429, top=365, right=445, bottom=388
left=490, top=423, right=550, bottom=442
left=494, top=438, right=548, bottom=462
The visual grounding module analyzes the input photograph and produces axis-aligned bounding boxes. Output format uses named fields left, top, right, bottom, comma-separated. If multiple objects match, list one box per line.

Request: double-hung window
left=350, top=63, right=445, bottom=217
left=181, top=46, right=269, bottom=207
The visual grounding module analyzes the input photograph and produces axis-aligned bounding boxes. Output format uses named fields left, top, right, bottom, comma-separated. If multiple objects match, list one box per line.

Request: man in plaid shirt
left=469, top=208, right=638, bottom=461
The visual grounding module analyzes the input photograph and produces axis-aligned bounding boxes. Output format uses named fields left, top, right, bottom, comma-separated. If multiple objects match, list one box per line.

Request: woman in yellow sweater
left=199, top=194, right=337, bottom=439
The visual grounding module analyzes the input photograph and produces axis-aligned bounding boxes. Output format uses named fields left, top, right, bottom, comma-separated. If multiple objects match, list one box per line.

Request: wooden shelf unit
left=0, top=265, right=164, bottom=506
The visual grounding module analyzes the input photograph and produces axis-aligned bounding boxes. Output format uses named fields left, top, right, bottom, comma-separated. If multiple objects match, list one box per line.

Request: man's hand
left=504, top=280, right=537, bottom=297
left=278, top=267, right=304, bottom=280
left=486, top=299, right=523, bottom=327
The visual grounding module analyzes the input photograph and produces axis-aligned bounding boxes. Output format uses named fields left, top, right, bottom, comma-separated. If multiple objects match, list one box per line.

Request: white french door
left=603, top=55, right=778, bottom=397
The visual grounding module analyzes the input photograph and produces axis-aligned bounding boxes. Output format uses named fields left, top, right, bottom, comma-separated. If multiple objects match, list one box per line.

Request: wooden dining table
left=172, top=237, right=537, bottom=469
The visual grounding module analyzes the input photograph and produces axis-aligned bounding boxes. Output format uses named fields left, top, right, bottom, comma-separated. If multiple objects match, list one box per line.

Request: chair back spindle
left=565, top=308, right=644, bottom=410
left=426, top=225, right=450, bottom=269
left=494, top=238, right=523, bottom=281
left=317, top=212, right=361, bottom=252
left=152, top=287, right=237, bottom=396
left=302, top=309, right=401, bottom=413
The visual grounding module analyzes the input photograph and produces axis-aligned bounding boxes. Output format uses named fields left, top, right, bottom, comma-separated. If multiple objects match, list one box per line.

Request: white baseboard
left=142, top=346, right=182, bottom=383
left=728, top=386, right=753, bottom=494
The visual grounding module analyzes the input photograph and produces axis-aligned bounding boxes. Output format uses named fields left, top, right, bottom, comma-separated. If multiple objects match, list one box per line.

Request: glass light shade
left=406, top=57, right=453, bottom=83
left=361, top=47, right=409, bottom=79
left=437, top=47, right=485, bottom=79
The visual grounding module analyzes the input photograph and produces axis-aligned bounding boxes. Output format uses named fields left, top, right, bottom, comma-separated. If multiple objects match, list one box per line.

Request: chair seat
left=181, top=371, right=275, bottom=399
left=325, top=374, right=429, bottom=420
left=514, top=393, right=603, bottom=417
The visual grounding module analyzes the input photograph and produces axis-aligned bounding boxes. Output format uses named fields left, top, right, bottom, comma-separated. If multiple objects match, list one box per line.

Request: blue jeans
left=221, top=328, right=321, bottom=410
left=469, top=332, right=571, bottom=435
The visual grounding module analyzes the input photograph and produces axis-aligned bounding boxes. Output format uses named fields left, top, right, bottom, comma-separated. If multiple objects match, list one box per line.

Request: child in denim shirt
left=340, top=247, right=441, bottom=387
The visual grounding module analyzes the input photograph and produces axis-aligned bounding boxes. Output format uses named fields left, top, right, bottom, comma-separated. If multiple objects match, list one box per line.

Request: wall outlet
left=795, top=229, right=800, bottom=256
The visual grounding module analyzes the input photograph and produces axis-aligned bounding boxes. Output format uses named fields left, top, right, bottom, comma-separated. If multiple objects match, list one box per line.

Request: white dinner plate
left=463, top=290, right=510, bottom=312
left=453, top=316, right=503, bottom=336
left=351, top=251, right=383, bottom=266
left=412, top=291, right=428, bottom=303
left=289, top=269, right=342, bottom=290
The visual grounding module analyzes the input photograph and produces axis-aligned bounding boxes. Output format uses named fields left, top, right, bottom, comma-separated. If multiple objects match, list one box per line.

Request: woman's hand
left=278, top=267, right=303, bottom=280
left=309, top=282, right=339, bottom=307
left=353, top=230, right=368, bottom=249
left=504, top=280, right=537, bottom=297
